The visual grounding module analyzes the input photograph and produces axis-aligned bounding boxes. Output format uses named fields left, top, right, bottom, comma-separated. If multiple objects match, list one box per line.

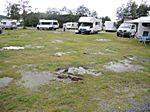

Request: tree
left=101, top=16, right=111, bottom=24
left=76, top=5, right=90, bottom=17
left=10, top=4, right=20, bottom=20
left=90, top=10, right=98, bottom=17
left=137, top=1, right=149, bottom=17
left=4, top=1, right=12, bottom=17
left=116, top=0, right=150, bottom=20
left=18, top=0, right=31, bottom=29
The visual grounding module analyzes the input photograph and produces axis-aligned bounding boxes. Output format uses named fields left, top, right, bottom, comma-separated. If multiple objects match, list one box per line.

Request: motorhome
left=117, top=23, right=136, bottom=37
left=36, top=19, right=59, bottom=30
left=104, top=21, right=117, bottom=32
left=1, top=19, right=17, bottom=29
left=76, top=17, right=102, bottom=34
left=63, top=22, right=78, bottom=30
left=127, top=16, right=150, bottom=39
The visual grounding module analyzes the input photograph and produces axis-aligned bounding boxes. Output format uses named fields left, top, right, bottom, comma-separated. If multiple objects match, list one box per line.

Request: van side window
left=2, top=22, right=6, bottom=25
left=131, top=25, right=135, bottom=29
left=96, top=22, right=100, bottom=25
left=142, top=23, right=150, bottom=27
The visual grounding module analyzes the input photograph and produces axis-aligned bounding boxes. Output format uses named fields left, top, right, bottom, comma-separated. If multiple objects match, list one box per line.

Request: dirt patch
left=51, top=39, right=64, bottom=44
left=0, top=77, right=13, bottom=88
left=104, top=58, right=143, bottom=72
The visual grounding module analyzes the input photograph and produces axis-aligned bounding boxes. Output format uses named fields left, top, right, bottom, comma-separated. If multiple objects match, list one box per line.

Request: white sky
left=0, top=0, right=149, bottom=20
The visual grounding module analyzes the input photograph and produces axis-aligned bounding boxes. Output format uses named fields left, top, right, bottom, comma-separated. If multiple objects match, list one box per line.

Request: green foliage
left=116, top=0, right=150, bottom=20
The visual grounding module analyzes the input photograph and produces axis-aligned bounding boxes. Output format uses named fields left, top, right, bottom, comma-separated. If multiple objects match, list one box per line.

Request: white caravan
left=63, top=22, right=78, bottom=30
left=1, top=19, right=17, bottom=29
left=36, top=19, right=59, bottom=30
left=76, top=17, right=102, bottom=34
left=117, top=23, right=136, bottom=37
left=127, top=16, right=150, bottom=39
left=104, top=21, right=117, bottom=32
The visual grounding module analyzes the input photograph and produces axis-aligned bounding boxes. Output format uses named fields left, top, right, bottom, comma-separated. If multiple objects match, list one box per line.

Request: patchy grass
left=0, top=29, right=150, bottom=112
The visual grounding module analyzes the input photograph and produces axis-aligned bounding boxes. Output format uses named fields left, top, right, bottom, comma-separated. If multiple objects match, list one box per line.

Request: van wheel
left=117, top=34, right=120, bottom=37
left=37, top=27, right=39, bottom=30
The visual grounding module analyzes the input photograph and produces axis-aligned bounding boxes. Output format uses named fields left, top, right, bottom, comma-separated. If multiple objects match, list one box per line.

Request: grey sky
left=0, top=0, right=149, bottom=20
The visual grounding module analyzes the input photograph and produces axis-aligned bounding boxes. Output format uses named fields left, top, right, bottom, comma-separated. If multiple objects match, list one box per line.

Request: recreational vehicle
left=127, top=16, right=150, bottom=39
left=1, top=19, right=17, bottom=29
left=63, top=22, right=78, bottom=30
left=76, top=17, right=102, bottom=34
left=36, top=19, right=59, bottom=30
left=104, top=21, right=117, bottom=32
left=117, top=23, right=136, bottom=37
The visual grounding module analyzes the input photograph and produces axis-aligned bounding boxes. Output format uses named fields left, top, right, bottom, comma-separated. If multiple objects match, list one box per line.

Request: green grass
left=0, top=29, right=150, bottom=112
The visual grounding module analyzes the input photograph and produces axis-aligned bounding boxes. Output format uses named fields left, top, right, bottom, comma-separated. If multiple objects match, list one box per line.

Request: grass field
left=0, top=29, right=150, bottom=112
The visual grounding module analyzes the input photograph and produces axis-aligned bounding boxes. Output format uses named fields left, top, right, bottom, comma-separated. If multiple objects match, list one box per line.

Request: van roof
left=127, top=16, right=150, bottom=23
left=39, top=19, right=58, bottom=22
left=78, top=17, right=101, bottom=23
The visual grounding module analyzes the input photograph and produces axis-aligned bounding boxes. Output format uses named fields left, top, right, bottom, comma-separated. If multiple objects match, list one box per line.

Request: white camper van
left=63, top=22, right=78, bottom=30
left=117, top=23, right=136, bottom=37
left=127, top=16, right=150, bottom=39
left=1, top=19, right=17, bottom=29
left=36, top=19, right=59, bottom=30
left=76, top=17, right=102, bottom=34
left=104, top=21, right=117, bottom=32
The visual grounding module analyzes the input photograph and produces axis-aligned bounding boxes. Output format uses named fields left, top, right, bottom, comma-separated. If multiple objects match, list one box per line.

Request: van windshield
left=41, top=22, right=52, bottom=25
left=120, top=24, right=131, bottom=28
left=53, top=22, right=58, bottom=25
left=81, top=23, right=93, bottom=27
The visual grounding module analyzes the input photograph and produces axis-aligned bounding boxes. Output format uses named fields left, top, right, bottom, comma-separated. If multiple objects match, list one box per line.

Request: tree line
left=4, top=0, right=111, bottom=28
left=4, top=0, right=150, bottom=28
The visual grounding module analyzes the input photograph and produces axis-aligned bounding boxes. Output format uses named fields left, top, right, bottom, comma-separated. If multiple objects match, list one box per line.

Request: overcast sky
left=0, top=0, right=149, bottom=20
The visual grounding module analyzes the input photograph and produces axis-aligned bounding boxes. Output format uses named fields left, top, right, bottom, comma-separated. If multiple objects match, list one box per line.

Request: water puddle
left=1, top=45, right=44, bottom=51
left=54, top=51, right=77, bottom=57
left=1, top=46, right=25, bottom=50
left=96, top=38, right=111, bottom=42
left=0, top=77, right=13, bottom=88
left=17, top=71, right=56, bottom=90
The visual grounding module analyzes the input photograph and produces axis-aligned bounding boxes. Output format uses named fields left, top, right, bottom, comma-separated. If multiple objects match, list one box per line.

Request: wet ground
left=104, top=56, right=144, bottom=72
left=0, top=77, right=13, bottom=88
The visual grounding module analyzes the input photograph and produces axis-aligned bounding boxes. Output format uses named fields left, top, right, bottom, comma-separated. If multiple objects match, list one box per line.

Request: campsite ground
left=0, top=29, right=150, bottom=112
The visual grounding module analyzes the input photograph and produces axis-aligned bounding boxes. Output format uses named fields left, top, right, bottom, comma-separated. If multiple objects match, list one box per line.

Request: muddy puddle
left=0, top=77, right=13, bottom=88
left=104, top=56, right=144, bottom=72
left=56, top=66, right=102, bottom=76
